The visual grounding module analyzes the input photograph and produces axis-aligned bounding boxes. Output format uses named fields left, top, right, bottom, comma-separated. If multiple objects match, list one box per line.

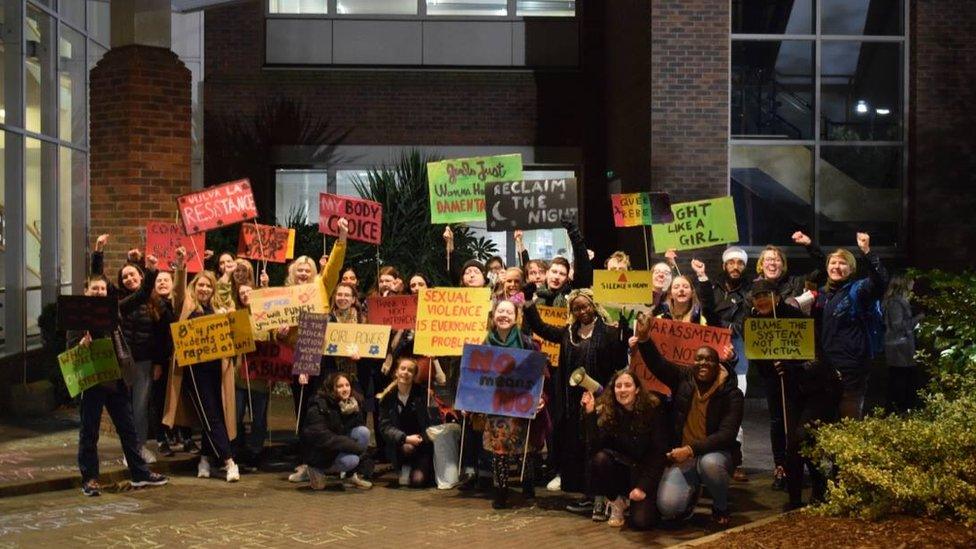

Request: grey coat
left=883, top=296, right=917, bottom=368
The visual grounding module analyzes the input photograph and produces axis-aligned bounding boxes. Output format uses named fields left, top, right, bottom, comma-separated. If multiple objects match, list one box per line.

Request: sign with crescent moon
left=484, top=178, right=579, bottom=231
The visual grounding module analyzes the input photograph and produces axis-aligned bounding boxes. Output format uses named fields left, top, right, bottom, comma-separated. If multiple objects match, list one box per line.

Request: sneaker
left=81, top=479, right=101, bottom=497
left=566, top=497, right=594, bottom=514
left=344, top=472, right=373, bottom=490
left=398, top=465, right=411, bottom=487
left=771, top=466, right=786, bottom=491
left=183, top=439, right=200, bottom=454
left=225, top=461, right=240, bottom=483
left=140, top=446, right=158, bottom=464
left=307, top=466, right=328, bottom=490
left=131, top=472, right=169, bottom=487
left=546, top=475, right=562, bottom=492
left=288, top=464, right=309, bottom=483
left=607, top=497, right=627, bottom=527
left=197, top=456, right=211, bottom=479
left=711, top=508, right=731, bottom=528
left=591, top=496, right=609, bottom=522
left=158, top=441, right=175, bottom=458
left=733, top=466, right=749, bottom=482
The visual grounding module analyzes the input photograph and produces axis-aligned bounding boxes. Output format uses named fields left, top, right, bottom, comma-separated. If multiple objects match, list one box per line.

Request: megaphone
left=569, top=367, right=603, bottom=395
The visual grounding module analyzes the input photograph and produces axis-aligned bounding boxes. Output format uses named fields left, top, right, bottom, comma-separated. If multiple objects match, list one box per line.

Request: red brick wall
left=90, top=45, right=193, bottom=276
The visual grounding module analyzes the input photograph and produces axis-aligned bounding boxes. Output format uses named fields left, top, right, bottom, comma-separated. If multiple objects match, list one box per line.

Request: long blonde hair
left=285, top=256, right=318, bottom=286
left=186, top=270, right=219, bottom=315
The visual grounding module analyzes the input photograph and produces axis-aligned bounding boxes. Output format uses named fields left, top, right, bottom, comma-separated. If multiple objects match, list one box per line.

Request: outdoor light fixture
left=855, top=100, right=869, bottom=114
left=875, top=108, right=890, bottom=115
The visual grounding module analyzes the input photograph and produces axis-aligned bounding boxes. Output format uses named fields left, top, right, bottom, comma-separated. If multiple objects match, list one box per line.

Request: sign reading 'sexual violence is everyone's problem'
left=414, top=287, right=491, bottom=356
left=427, top=154, right=523, bottom=224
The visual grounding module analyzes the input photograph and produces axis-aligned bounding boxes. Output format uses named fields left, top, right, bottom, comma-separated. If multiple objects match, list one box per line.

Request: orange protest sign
left=646, top=317, right=732, bottom=367
left=237, top=223, right=295, bottom=263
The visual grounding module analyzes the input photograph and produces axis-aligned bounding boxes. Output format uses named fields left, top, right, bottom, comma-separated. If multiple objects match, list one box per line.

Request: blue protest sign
left=455, top=344, right=546, bottom=419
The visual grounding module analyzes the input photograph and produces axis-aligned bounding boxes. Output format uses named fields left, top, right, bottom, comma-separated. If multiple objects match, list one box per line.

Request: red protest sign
left=630, top=348, right=672, bottom=397
left=237, top=223, right=295, bottom=263
left=318, top=193, right=382, bottom=245
left=243, top=341, right=295, bottom=382
left=146, top=222, right=205, bottom=272
left=366, top=294, right=418, bottom=331
left=646, top=317, right=732, bottom=367
left=177, top=179, right=258, bottom=235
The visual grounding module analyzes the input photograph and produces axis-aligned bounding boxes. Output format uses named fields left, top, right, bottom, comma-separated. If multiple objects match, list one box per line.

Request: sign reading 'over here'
left=427, top=154, right=523, bottom=224
left=414, top=287, right=491, bottom=356
left=485, top=178, right=578, bottom=231
left=177, top=179, right=258, bottom=235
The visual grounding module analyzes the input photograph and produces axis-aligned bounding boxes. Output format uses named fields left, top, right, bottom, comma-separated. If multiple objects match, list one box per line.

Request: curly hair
left=596, top=370, right=661, bottom=433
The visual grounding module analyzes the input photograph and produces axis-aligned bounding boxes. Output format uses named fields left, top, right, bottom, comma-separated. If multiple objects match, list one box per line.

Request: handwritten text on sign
left=176, top=179, right=258, bottom=235
left=611, top=193, right=652, bottom=227
left=237, top=223, right=295, bottom=263
left=292, top=312, right=328, bottom=376
left=58, top=339, right=122, bottom=398
left=455, top=344, right=547, bottom=419
left=244, top=341, right=295, bottom=382
left=744, top=318, right=816, bottom=360
left=651, top=196, right=739, bottom=253
left=427, top=154, right=523, bottom=224
left=146, top=222, right=205, bottom=272
left=57, top=295, right=118, bottom=332
left=318, top=193, right=383, bottom=245
left=533, top=305, right=568, bottom=367
left=248, top=283, right=326, bottom=332
left=485, top=178, right=578, bottom=231
left=414, top=287, right=492, bottom=356
left=171, top=310, right=256, bottom=366
left=646, top=317, right=732, bottom=367
left=323, top=323, right=391, bottom=358
left=366, top=294, right=418, bottom=331
left=593, top=270, right=655, bottom=304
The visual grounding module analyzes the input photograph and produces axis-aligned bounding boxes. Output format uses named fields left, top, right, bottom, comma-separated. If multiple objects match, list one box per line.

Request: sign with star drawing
left=485, top=178, right=578, bottom=231
left=322, top=323, right=391, bottom=359
left=177, top=179, right=258, bottom=235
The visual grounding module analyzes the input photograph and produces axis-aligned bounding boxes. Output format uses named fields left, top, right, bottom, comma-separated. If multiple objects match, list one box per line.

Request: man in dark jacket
left=634, top=332, right=743, bottom=527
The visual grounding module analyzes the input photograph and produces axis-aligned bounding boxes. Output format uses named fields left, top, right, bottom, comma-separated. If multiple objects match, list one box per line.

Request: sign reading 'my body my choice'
left=318, top=193, right=383, bottom=245
left=485, top=178, right=578, bottom=231
left=177, top=179, right=258, bottom=235
left=427, top=154, right=523, bottom=224
left=455, top=344, right=547, bottom=419
left=414, top=287, right=492, bottom=356
left=651, top=196, right=738, bottom=253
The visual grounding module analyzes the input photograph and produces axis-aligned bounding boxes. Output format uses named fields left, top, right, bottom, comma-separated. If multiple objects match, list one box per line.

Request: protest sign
left=646, top=317, right=732, bottom=367
left=57, top=295, right=118, bottom=332
left=146, top=221, right=205, bottom=272
left=455, top=344, right=547, bottom=419
left=414, top=287, right=492, bottom=356
left=244, top=341, right=295, bottom=382
left=58, top=339, right=122, bottom=398
left=237, top=223, right=295, bottom=263
left=592, top=270, right=655, bottom=304
left=532, top=305, right=569, bottom=366
left=610, top=192, right=673, bottom=227
left=629, top=348, right=672, bottom=397
left=176, top=179, right=258, bottom=235
left=744, top=318, right=816, bottom=360
left=291, top=312, right=328, bottom=377
left=248, top=283, right=326, bottom=332
left=366, top=294, right=418, bottom=331
left=651, top=196, right=739, bottom=253
left=322, top=323, right=391, bottom=359
left=485, top=178, right=578, bottom=231
left=171, top=310, right=256, bottom=366
left=427, top=154, right=523, bottom=224
left=318, top=193, right=383, bottom=245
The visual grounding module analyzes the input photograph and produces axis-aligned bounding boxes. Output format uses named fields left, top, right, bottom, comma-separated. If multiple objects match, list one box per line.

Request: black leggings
left=591, top=450, right=656, bottom=530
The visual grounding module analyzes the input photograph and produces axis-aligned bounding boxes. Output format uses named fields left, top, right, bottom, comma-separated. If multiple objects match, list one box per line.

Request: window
left=732, top=40, right=814, bottom=140
left=426, top=0, right=507, bottom=16
left=269, top=0, right=328, bottom=14
left=516, top=1, right=575, bottom=17
left=26, top=5, right=55, bottom=136
left=821, top=0, right=902, bottom=36
left=335, top=169, right=369, bottom=198
left=275, top=169, right=328, bottom=225
left=821, top=41, right=902, bottom=141
left=337, top=0, right=417, bottom=15
left=59, top=24, right=87, bottom=146
left=732, top=0, right=814, bottom=34
left=87, top=0, right=110, bottom=45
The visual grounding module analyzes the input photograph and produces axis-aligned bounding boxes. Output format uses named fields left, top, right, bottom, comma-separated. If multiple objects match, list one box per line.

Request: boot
left=492, top=486, right=509, bottom=509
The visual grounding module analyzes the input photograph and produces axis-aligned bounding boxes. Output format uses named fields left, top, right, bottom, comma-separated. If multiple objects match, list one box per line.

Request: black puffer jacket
left=586, top=403, right=671, bottom=493
left=301, top=394, right=367, bottom=468
left=710, top=274, right=752, bottom=336
left=92, top=251, right=158, bottom=362
left=378, top=384, right=432, bottom=447
left=636, top=341, right=743, bottom=457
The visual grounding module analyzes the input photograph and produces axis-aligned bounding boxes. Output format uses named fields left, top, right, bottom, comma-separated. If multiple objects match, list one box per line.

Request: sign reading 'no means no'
left=485, top=178, right=578, bottom=231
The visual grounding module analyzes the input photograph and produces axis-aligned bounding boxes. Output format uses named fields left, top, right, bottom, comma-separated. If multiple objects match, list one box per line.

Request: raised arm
left=320, top=218, right=348, bottom=299
left=855, top=233, right=888, bottom=301
left=633, top=316, right=684, bottom=391
left=565, top=219, right=593, bottom=289
left=522, top=298, right=566, bottom=344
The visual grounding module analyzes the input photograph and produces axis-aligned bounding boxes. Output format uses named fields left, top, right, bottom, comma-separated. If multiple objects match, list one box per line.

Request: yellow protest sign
left=171, top=310, right=256, bottom=366
left=592, top=270, right=654, bottom=304
left=248, top=283, right=326, bottom=332
left=414, top=287, right=491, bottom=356
left=744, top=318, right=815, bottom=360
left=323, top=323, right=392, bottom=359
left=533, top=305, right=569, bottom=367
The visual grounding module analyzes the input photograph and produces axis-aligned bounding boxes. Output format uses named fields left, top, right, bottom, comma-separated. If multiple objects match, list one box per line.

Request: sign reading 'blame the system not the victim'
left=455, top=344, right=547, bottom=419
left=427, top=154, right=523, bottom=224
left=485, top=178, right=578, bottom=231
left=744, top=318, right=815, bottom=360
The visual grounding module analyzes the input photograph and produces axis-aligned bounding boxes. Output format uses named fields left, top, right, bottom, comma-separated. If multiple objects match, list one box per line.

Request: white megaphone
left=569, top=367, right=603, bottom=395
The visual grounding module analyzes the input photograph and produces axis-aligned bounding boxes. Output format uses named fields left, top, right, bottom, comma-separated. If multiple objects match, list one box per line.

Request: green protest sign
left=427, top=154, right=523, bottom=224
left=58, top=339, right=122, bottom=398
left=650, top=196, right=739, bottom=252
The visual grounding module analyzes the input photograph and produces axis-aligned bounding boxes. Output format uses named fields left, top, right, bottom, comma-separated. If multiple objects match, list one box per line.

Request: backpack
left=847, top=279, right=886, bottom=359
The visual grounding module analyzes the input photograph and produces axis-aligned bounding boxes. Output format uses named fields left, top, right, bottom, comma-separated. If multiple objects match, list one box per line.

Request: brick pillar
left=90, top=45, right=192, bottom=276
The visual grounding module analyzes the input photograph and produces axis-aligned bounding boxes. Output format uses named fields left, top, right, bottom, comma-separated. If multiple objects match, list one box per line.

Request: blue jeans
left=78, top=381, right=152, bottom=482
left=235, top=388, right=269, bottom=457
left=657, top=451, right=732, bottom=518
left=129, top=359, right=153, bottom=447
left=326, top=426, right=371, bottom=473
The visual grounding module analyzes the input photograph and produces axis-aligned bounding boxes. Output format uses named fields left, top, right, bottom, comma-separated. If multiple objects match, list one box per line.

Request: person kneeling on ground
left=583, top=370, right=670, bottom=529
left=301, top=372, right=373, bottom=490
left=379, top=357, right=434, bottom=488
left=630, top=316, right=744, bottom=528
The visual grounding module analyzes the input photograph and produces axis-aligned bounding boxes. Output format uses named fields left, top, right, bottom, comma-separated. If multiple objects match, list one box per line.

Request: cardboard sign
left=592, top=270, right=655, bottom=304
left=532, top=305, right=569, bottom=367
left=414, top=287, right=492, bottom=356
left=58, top=339, right=122, bottom=398
left=744, top=318, right=816, bottom=360
left=485, top=178, right=578, bottom=231
left=171, top=310, right=256, bottom=366
left=651, top=196, right=739, bottom=253
left=322, top=323, right=391, bottom=358
left=291, top=312, right=328, bottom=377
left=248, top=283, right=326, bottom=332
left=427, top=154, right=523, bottom=224
left=146, top=221, right=205, bottom=272
left=176, top=179, right=258, bottom=235
left=366, top=294, right=418, bottom=331
left=244, top=341, right=295, bottom=382
left=610, top=192, right=673, bottom=227
left=455, top=344, right=547, bottom=419
left=237, top=223, right=295, bottom=263
left=318, top=193, right=383, bottom=245
left=646, top=317, right=732, bottom=367
left=629, top=348, right=672, bottom=397
left=57, top=295, right=118, bottom=332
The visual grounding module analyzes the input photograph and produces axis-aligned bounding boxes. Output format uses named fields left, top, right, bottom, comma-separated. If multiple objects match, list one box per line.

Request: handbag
left=111, top=328, right=138, bottom=388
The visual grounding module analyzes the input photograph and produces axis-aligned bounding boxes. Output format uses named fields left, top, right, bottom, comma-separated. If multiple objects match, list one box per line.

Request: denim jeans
left=657, top=451, right=732, bottom=518
left=326, top=426, right=371, bottom=473
left=78, top=381, right=151, bottom=482
left=129, top=359, right=153, bottom=448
